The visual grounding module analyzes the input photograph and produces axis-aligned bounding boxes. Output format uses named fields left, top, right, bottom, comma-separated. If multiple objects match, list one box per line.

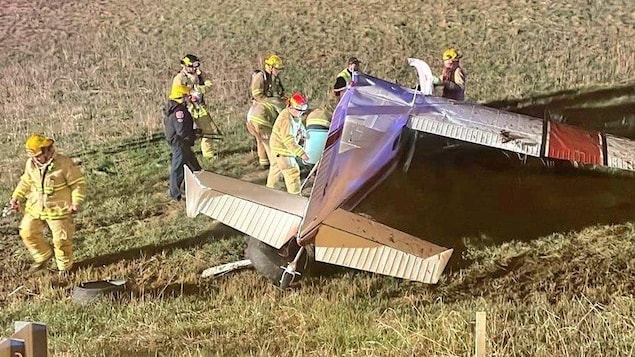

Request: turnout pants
left=170, top=143, right=202, bottom=200
left=19, top=214, right=75, bottom=271
left=246, top=120, right=273, bottom=167
left=266, top=155, right=301, bottom=194
left=193, top=113, right=216, bottom=159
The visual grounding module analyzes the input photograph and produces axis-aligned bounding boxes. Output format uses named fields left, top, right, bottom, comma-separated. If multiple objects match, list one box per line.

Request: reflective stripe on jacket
left=305, top=108, right=331, bottom=129
left=270, top=109, right=306, bottom=157
left=247, top=101, right=279, bottom=128
left=12, top=154, right=86, bottom=220
left=172, top=69, right=211, bottom=94
left=250, top=70, right=284, bottom=101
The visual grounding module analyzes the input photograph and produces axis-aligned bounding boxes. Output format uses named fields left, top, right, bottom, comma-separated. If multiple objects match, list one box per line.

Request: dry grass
left=0, top=0, right=634, bottom=355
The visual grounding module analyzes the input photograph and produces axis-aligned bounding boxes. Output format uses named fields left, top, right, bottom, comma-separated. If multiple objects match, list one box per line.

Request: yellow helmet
left=180, top=54, right=200, bottom=68
left=25, top=134, right=54, bottom=157
left=169, top=84, right=192, bottom=101
left=264, top=54, right=284, bottom=70
left=442, top=48, right=461, bottom=61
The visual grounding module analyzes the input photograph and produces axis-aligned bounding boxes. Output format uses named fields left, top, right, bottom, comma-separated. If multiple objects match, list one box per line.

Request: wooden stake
left=12, top=322, right=48, bottom=357
left=0, top=337, right=26, bottom=357
left=475, top=312, right=486, bottom=357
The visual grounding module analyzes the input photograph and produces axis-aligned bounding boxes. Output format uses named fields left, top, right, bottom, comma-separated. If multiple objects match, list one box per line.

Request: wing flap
left=314, top=209, right=452, bottom=284
left=185, top=167, right=307, bottom=249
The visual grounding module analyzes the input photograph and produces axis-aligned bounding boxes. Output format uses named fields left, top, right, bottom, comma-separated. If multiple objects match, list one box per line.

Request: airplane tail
left=315, top=209, right=452, bottom=284
left=185, top=167, right=306, bottom=249
left=184, top=166, right=453, bottom=284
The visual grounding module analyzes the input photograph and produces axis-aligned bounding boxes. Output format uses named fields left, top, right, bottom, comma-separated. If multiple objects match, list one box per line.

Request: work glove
left=432, top=76, right=441, bottom=86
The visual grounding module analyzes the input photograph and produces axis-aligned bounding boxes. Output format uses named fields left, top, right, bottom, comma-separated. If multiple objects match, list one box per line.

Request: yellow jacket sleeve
left=277, top=116, right=306, bottom=157
left=64, top=159, right=87, bottom=207
left=251, top=71, right=266, bottom=101
left=11, top=160, right=33, bottom=200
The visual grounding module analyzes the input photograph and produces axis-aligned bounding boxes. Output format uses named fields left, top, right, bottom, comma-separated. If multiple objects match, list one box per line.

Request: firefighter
left=267, top=93, right=310, bottom=194
left=164, top=84, right=202, bottom=201
left=172, top=54, right=212, bottom=92
left=247, top=53, right=286, bottom=167
left=433, top=48, right=467, bottom=101
left=188, top=91, right=217, bottom=160
left=250, top=54, right=286, bottom=112
left=246, top=101, right=279, bottom=169
left=8, top=134, right=86, bottom=273
left=171, top=54, right=216, bottom=159
left=304, top=107, right=331, bottom=130
left=333, top=56, right=361, bottom=100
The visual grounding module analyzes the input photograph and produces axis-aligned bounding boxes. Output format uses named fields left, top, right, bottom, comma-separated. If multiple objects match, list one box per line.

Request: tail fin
left=185, top=167, right=307, bottom=249
left=315, top=209, right=452, bottom=284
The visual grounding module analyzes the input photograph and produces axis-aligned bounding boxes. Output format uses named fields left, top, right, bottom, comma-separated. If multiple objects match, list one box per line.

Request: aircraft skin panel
left=408, top=110, right=543, bottom=157
left=313, top=209, right=452, bottom=284
left=546, top=122, right=602, bottom=165
left=185, top=167, right=305, bottom=249
left=321, top=209, right=449, bottom=256
left=314, top=224, right=453, bottom=284
left=299, top=86, right=407, bottom=239
left=605, top=135, right=635, bottom=171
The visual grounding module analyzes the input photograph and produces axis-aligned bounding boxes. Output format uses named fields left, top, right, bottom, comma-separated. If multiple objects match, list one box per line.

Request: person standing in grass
left=8, top=134, right=86, bottom=274
left=172, top=54, right=212, bottom=93
left=164, top=84, right=202, bottom=202
left=248, top=54, right=286, bottom=168
left=267, top=93, right=310, bottom=194
left=333, top=56, right=361, bottom=101
left=433, top=48, right=467, bottom=101
left=250, top=54, right=286, bottom=111
left=171, top=54, right=216, bottom=160
left=246, top=101, right=280, bottom=170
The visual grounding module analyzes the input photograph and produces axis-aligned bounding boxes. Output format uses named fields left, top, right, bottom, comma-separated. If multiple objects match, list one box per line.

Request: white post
left=475, top=312, right=486, bottom=357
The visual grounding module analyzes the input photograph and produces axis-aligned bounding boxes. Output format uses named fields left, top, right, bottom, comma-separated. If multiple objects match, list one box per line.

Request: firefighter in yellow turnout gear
left=248, top=54, right=286, bottom=168
left=188, top=91, right=217, bottom=159
left=171, top=54, right=216, bottom=159
left=267, top=93, right=310, bottom=194
left=304, top=108, right=331, bottom=129
left=9, top=134, right=86, bottom=273
left=246, top=100, right=280, bottom=168
left=250, top=54, right=286, bottom=111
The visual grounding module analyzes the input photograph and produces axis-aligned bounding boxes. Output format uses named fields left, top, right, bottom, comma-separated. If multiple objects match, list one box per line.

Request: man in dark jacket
left=164, top=84, right=202, bottom=201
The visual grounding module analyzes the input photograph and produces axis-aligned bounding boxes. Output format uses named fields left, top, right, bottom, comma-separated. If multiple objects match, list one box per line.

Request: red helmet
left=288, top=92, right=308, bottom=111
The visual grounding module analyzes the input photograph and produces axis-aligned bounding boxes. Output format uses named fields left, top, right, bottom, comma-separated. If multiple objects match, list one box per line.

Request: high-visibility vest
left=337, top=68, right=352, bottom=86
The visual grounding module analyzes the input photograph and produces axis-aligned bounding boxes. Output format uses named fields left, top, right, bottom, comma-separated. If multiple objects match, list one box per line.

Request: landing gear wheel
left=279, top=270, right=295, bottom=290
left=245, top=236, right=310, bottom=287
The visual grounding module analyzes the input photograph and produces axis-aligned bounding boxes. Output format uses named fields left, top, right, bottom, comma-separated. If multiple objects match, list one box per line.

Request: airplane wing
left=406, top=60, right=635, bottom=172
left=184, top=167, right=306, bottom=249
left=407, top=97, right=635, bottom=172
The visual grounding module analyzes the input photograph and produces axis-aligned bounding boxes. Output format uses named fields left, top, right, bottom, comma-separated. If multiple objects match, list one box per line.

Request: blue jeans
left=169, top=144, right=201, bottom=200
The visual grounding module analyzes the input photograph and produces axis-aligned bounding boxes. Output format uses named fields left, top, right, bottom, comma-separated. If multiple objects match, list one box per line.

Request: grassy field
left=1, top=0, right=634, bottom=355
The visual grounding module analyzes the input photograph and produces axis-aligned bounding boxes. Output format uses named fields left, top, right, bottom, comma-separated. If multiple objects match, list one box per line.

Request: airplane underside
left=185, top=60, right=635, bottom=288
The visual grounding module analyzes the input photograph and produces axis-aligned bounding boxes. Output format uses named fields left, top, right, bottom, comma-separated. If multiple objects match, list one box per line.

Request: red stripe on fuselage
left=325, top=127, right=343, bottom=149
left=547, top=122, right=602, bottom=164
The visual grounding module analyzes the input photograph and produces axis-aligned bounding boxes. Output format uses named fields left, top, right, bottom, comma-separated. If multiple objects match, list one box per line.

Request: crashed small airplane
left=185, top=59, right=635, bottom=288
